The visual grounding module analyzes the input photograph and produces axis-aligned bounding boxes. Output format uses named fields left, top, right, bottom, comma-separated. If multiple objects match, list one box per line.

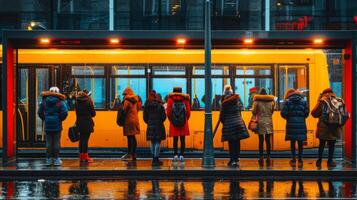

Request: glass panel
left=36, top=68, right=49, bottom=141
left=112, top=66, right=146, bottom=75
left=72, top=66, right=105, bottom=76
left=278, top=65, right=308, bottom=109
left=191, top=78, right=230, bottom=110
left=153, top=78, right=186, bottom=103
left=192, top=65, right=230, bottom=75
left=76, top=78, right=106, bottom=108
left=235, top=78, right=273, bottom=110
left=110, top=78, right=146, bottom=109
left=152, top=66, right=186, bottom=75
left=17, top=68, right=29, bottom=142
left=236, top=65, right=271, bottom=76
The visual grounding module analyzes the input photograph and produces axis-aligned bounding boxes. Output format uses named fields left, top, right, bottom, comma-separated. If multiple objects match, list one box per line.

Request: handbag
left=248, top=115, right=259, bottom=132
left=68, top=125, right=79, bottom=142
left=116, top=105, right=126, bottom=127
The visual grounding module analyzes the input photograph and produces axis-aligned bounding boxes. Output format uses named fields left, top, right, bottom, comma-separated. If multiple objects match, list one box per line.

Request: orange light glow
left=40, top=38, right=50, bottom=44
left=110, top=38, right=120, bottom=44
left=244, top=38, right=254, bottom=44
left=313, top=38, right=324, bottom=44
left=176, top=38, right=187, bottom=45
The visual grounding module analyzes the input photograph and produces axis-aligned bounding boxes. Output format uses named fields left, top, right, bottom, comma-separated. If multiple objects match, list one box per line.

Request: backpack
left=171, top=101, right=187, bottom=127
left=321, top=96, right=349, bottom=127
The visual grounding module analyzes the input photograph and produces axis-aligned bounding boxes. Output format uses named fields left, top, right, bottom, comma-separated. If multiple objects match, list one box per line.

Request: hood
left=76, top=91, right=90, bottom=103
left=253, top=94, right=275, bottom=102
left=221, top=94, right=240, bottom=106
left=124, top=94, right=139, bottom=103
left=146, top=99, right=162, bottom=108
left=169, top=92, right=190, bottom=101
left=41, top=91, right=66, bottom=100
left=286, top=93, right=304, bottom=103
left=123, top=87, right=135, bottom=96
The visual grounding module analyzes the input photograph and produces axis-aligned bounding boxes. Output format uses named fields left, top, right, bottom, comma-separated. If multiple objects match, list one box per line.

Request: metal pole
left=202, top=0, right=215, bottom=168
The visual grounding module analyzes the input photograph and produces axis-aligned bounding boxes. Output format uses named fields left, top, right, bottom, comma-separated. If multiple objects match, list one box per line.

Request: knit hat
left=173, top=87, right=182, bottom=93
left=223, top=85, right=233, bottom=95
left=284, top=88, right=296, bottom=99
left=49, top=86, right=60, bottom=93
left=249, top=87, right=258, bottom=93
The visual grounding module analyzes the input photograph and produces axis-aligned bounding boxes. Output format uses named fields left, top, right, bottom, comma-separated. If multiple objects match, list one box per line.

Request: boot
left=316, top=159, right=322, bottom=168
left=327, top=160, right=336, bottom=168
left=131, top=154, right=137, bottom=161
left=298, top=159, right=303, bottom=168
left=289, top=158, right=296, bottom=167
left=266, top=156, right=271, bottom=166
left=121, top=153, right=131, bottom=161
left=258, top=156, right=264, bottom=167
left=79, top=153, right=86, bottom=162
left=152, top=157, right=159, bottom=166
left=84, top=153, right=94, bottom=163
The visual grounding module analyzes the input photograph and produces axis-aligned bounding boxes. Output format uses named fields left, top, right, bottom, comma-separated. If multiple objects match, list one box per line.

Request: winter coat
left=166, top=92, right=191, bottom=137
left=38, top=91, right=68, bottom=132
left=311, top=93, right=342, bottom=141
left=252, top=94, right=275, bottom=135
left=75, top=92, right=96, bottom=134
left=219, top=94, right=249, bottom=142
left=123, top=88, right=141, bottom=136
left=281, top=92, right=309, bottom=141
left=143, top=99, right=167, bottom=141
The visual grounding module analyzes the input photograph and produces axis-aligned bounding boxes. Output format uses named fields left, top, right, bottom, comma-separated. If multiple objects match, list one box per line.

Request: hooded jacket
left=219, top=94, right=249, bottom=141
left=252, top=94, right=275, bottom=135
left=166, top=92, right=191, bottom=137
left=143, top=95, right=166, bottom=141
left=75, top=91, right=96, bottom=133
left=281, top=91, right=309, bottom=141
left=38, top=91, right=68, bottom=132
left=311, top=91, right=342, bottom=140
left=122, top=88, right=141, bottom=136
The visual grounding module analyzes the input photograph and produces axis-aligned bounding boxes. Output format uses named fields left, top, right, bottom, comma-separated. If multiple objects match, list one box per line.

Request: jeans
left=45, top=131, right=61, bottom=158
left=173, top=136, right=185, bottom=156
left=228, top=139, right=241, bottom=162
left=127, top=135, right=137, bottom=155
left=259, top=134, right=271, bottom=157
left=79, top=132, right=91, bottom=153
left=151, top=140, right=161, bottom=157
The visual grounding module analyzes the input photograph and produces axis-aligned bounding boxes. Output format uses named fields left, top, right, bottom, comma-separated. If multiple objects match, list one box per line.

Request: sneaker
left=53, top=158, right=62, bottom=166
left=44, top=158, right=52, bottom=166
left=179, top=155, right=185, bottom=163
left=173, top=155, right=179, bottom=163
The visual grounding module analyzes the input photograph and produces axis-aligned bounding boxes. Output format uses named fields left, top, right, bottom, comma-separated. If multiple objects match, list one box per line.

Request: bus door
left=17, top=65, right=59, bottom=147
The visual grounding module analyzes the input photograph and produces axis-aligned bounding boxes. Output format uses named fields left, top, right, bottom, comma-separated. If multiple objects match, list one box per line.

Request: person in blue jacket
left=281, top=89, right=309, bottom=168
left=38, top=86, right=68, bottom=166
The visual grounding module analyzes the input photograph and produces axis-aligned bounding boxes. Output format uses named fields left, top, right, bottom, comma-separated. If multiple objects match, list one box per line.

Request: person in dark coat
left=38, top=87, right=68, bottom=166
left=75, top=90, right=96, bottom=162
left=166, top=87, right=191, bottom=163
left=143, top=90, right=167, bottom=166
left=312, top=88, right=344, bottom=168
left=281, top=89, right=309, bottom=168
left=220, top=85, right=249, bottom=167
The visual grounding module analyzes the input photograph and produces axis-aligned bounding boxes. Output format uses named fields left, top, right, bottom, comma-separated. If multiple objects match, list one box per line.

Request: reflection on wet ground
left=1, top=179, right=357, bottom=199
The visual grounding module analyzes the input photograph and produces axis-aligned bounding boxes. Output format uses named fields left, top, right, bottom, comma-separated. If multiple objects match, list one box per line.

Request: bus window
left=278, top=65, right=308, bottom=109
left=72, top=66, right=106, bottom=109
left=235, top=65, right=273, bottom=110
left=110, top=66, right=146, bottom=109
left=152, top=66, right=187, bottom=103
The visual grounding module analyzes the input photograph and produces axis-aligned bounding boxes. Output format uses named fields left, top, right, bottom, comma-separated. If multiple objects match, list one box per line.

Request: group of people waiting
left=38, top=84, right=348, bottom=168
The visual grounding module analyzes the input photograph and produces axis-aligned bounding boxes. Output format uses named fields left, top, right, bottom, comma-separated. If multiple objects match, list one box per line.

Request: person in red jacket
left=166, top=87, right=191, bottom=163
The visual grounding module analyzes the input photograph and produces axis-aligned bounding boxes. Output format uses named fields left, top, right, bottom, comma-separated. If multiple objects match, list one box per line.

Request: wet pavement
left=1, top=179, right=357, bottom=199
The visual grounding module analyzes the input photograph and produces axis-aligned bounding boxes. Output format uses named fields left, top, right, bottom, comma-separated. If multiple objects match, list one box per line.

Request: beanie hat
left=223, top=85, right=233, bottom=95
left=249, top=87, right=258, bottom=93
left=173, top=87, right=182, bottom=93
left=49, top=86, right=60, bottom=93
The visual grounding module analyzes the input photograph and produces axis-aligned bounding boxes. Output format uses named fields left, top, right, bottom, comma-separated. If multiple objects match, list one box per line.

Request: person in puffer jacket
left=143, top=90, right=167, bottom=166
left=281, top=89, right=309, bottom=168
left=38, top=86, right=68, bottom=166
left=75, top=90, right=96, bottom=163
left=220, top=85, right=249, bottom=167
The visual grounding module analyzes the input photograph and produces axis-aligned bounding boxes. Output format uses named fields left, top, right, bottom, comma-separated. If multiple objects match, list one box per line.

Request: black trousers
left=290, top=140, right=303, bottom=160
left=259, top=134, right=271, bottom=157
left=228, top=139, right=241, bottom=162
left=127, top=135, right=137, bottom=155
left=318, top=139, right=336, bottom=162
left=173, top=136, right=185, bottom=156
left=79, top=132, right=91, bottom=153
